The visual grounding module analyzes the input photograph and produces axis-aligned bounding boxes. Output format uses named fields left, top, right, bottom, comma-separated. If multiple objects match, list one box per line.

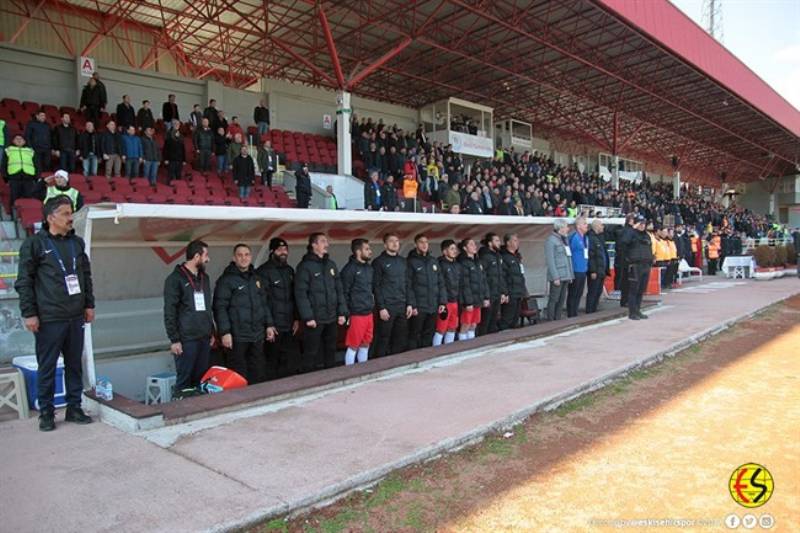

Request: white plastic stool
left=0, top=369, right=30, bottom=419
left=145, top=372, right=177, bottom=405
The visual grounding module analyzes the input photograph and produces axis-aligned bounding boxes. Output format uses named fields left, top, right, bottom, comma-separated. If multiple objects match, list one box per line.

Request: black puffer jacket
left=499, top=247, right=526, bottom=298
left=213, top=263, right=273, bottom=342
left=372, top=251, right=410, bottom=313
left=163, top=263, right=214, bottom=343
left=438, top=256, right=461, bottom=303
left=15, top=229, right=95, bottom=322
left=256, top=256, right=296, bottom=333
left=340, top=256, right=374, bottom=315
left=477, top=246, right=507, bottom=300
left=627, top=229, right=654, bottom=265
left=457, top=254, right=488, bottom=306
left=407, top=249, right=445, bottom=313
left=294, top=252, right=347, bottom=324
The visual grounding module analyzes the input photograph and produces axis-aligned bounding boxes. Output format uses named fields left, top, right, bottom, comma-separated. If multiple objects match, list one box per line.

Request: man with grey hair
left=586, top=218, right=610, bottom=313
left=544, top=219, right=574, bottom=321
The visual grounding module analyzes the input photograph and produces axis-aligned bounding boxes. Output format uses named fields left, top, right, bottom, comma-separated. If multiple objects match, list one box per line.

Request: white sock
left=356, top=346, right=369, bottom=363
left=433, top=332, right=444, bottom=346
left=469, top=330, right=476, bottom=339
left=444, top=331, right=456, bottom=344
left=345, top=347, right=357, bottom=365
left=458, top=331, right=468, bottom=341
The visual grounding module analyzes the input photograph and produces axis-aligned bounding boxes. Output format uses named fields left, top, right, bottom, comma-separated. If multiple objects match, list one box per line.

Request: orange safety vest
left=707, top=237, right=720, bottom=259
left=667, top=240, right=678, bottom=260
left=654, top=238, right=671, bottom=261
left=402, top=176, right=418, bottom=199
left=691, top=236, right=700, bottom=253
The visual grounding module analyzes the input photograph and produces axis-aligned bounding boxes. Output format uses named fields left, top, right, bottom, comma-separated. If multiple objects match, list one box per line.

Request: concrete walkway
left=1, top=278, right=797, bottom=532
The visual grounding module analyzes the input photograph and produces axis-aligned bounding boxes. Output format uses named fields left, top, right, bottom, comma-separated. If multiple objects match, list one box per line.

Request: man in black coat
left=15, top=196, right=95, bottom=431
left=295, top=163, right=312, bottom=209
left=499, top=233, right=527, bottom=330
left=203, top=99, right=221, bottom=131
left=586, top=219, right=610, bottom=314
left=477, top=233, right=508, bottom=336
left=371, top=232, right=414, bottom=357
left=136, top=100, right=156, bottom=131
left=162, top=94, right=179, bottom=130
left=340, top=239, right=375, bottom=365
left=615, top=214, right=636, bottom=307
left=294, top=233, right=347, bottom=371
left=380, top=175, right=398, bottom=211
left=406, top=234, right=446, bottom=349
left=115, top=95, right=136, bottom=130
left=25, top=111, right=52, bottom=172
left=163, top=240, right=215, bottom=392
left=256, top=237, right=301, bottom=379
left=624, top=215, right=654, bottom=320
left=457, top=239, right=489, bottom=340
left=51, top=113, right=79, bottom=173
left=213, top=244, right=276, bottom=384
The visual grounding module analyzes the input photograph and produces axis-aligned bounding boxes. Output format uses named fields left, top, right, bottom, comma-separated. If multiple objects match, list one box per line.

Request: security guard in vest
left=44, top=170, right=84, bottom=212
left=623, top=215, right=654, bottom=320
left=4, top=133, right=38, bottom=208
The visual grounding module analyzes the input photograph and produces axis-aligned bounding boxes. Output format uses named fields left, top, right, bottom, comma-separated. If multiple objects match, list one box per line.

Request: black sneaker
left=637, top=312, right=650, bottom=320
left=629, top=314, right=641, bottom=320
left=39, top=412, right=56, bottom=432
left=64, top=406, right=93, bottom=424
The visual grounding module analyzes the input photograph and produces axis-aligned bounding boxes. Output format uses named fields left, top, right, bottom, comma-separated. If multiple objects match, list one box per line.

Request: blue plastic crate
left=12, top=355, right=67, bottom=411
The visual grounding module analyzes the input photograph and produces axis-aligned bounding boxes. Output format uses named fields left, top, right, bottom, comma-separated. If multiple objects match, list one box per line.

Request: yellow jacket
left=667, top=239, right=678, bottom=260
left=654, top=237, right=672, bottom=262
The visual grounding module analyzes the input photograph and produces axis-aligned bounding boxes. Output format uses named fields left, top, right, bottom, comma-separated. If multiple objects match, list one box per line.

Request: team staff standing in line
left=294, top=233, right=347, bottom=371
left=163, top=240, right=215, bottom=392
left=340, top=239, right=375, bottom=365
left=16, top=196, right=95, bottom=431
left=406, top=234, right=446, bottom=349
left=457, top=239, right=489, bottom=341
left=545, top=219, right=575, bottom=321
left=256, top=237, right=301, bottom=379
left=213, top=244, right=276, bottom=384
left=477, top=233, right=508, bottom=336
left=499, top=233, right=526, bottom=330
left=433, top=240, right=462, bottom=346
left=371, top=233, right=414, bottom=357
left=586, top=219, right=610, bottom=314
left=623, top=215, right=653, bottom=320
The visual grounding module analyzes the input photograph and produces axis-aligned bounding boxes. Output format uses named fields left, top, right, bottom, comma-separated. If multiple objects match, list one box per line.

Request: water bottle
left=96, top=377, right=113, bottom=401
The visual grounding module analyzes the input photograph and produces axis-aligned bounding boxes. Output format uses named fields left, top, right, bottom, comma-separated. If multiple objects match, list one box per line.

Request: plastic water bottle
left=96, top=377, right=113, bottom=401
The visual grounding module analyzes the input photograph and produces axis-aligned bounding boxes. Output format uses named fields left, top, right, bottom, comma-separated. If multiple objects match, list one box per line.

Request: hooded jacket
left=256, top=255, right=296, bottom=333
left=499, top=247, right=526, bottom=298
left=294, top=252, right=347, bottom=324
left=407, top=249, right=445, bottom=314
left=457, top=253, right=489, bottom=306
left=340, top=256, right=375, bottom=316
left=213, top=262, right=274, bottom=342
left=163, top=263, right=214, bottom=343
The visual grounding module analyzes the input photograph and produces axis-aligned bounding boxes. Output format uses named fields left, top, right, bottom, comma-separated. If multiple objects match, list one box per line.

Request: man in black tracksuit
left=256, top=237, right=301, bottom=379
left=457, top=239, right=489, bottom=341
left=586, top=219, right=610, bottom=314
left=372, top=232, right=414, bottom=357
left=295, top=163, right=312, bottom=209
left=499, top=233, right=527, bottom=330
left=406, top=233, right=446, bottom=349
left=163, top=240, right=215, bottom=392
left=340, top=239, right=375, bottom=365
left=294, top=233, right=347, bottom=371
left=213, top=244, right=276, bottom=384
left=615, top=214, right=636, bottom=307
left=15, top=196, right=95, bottom=431
left=477, top=233, right=508, bottom=336
left=623, top=215, right=654, bottom=320
left=433, top=240, right=462, bottom=346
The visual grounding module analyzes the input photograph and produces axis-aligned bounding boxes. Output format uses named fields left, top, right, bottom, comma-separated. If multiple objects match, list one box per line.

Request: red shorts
left=435, top=302, right=459, bottom=333
left=345, top=314, right=373, bottom=348
left=459, top=306, right=482, bottom=326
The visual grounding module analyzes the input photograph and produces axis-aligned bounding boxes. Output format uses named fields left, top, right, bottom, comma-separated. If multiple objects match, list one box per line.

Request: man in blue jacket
left=25, top=110, right=52, bottom=172
left=567, top=216, right=589, bottom=317
left=121, top=125, right=143, bottom=178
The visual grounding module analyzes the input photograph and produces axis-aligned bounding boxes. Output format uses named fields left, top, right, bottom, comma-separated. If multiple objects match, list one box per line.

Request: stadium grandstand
left=0, top=0, right=799, bottom=530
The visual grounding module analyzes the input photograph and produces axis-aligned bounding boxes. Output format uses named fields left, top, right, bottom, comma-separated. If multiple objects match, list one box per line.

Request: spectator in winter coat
left=162, top=94, right=179, bottom=131
left=121, top=126, right=143, bottom=178
left=25, top=111, right=52, bottom=172
left=51, top=113, right=79, bottom=173
left=232, top=145, right=255, bottom=200
left=79, top=77, right=105, bottom=125
left=78, top=122, right=99, bottom=177
left=116, top=95, right=136, bottom=130
left=99, top=121, right=123, bottom=178
left=141, top=127, right=162, bottom=186
left=136, top=100, right=156, bottom=131
left=163, top=128, right=186, bottom=183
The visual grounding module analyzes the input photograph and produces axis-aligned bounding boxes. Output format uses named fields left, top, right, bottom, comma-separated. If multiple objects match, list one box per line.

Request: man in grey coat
left=545, top=219, right=575, bottom=321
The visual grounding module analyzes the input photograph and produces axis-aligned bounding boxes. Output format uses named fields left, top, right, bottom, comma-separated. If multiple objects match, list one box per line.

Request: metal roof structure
left=4, top=0, right=799, bottom=183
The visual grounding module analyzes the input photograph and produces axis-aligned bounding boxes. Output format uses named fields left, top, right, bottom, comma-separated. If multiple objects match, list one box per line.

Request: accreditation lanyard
left=181, top=265, right=206, bottom=312
left=46, top=237, right=80, bottom=296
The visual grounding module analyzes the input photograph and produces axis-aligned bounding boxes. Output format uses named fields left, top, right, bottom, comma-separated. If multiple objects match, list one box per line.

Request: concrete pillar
left=769, top=192, right=776, bottom=216
left=611, top=154, right=620, bottom=190
left=673, top=171, right=681, bottom=198
left=336, top=90, right=352, bottom=176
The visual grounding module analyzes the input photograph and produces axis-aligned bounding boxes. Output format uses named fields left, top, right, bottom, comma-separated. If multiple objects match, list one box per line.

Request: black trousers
left=477, top=298, right=501, bottom=336
left=614, top=262, right=624, bottom=291
left=627, top=263, right=650, bottom=318
left=227, top=339, right=266, bottom=384
left=708, top=258, right=718, bottom=275
left=59, top=150, right=76, bottom=173
left=586, top=274, right=604, bottom=314
left=297, top=192, right=310, bottom=209
left=175, top=337, right=211, bottom=390
left=198, top=150, right=212, bottom=171
left=408, top=311, right=437, bottom=349
left=167, top=160, right=183, bottom=183
left=34, top=148, right=50, bottom=172
left=35, top=318, right=84, bottom=413
left=499, top=297, right=521, bottom=330
left=302, top=321, right=337, bottom=371
left=567, top=272, right=587, bottom=317
left=8, top=177, right=36, bottom=209
left=265, top=332, right=301, bottom=379
left=262, top=170, right=273, bottom=188
left=618, top=260, right=630, bottom=306
left=373, top=311, right=408, bottom=357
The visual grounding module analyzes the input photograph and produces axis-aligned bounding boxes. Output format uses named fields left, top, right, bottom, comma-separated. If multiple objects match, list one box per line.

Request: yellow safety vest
left=5, top=145, right=36, bottom=176
left=44, top=187, right=79, bottom=211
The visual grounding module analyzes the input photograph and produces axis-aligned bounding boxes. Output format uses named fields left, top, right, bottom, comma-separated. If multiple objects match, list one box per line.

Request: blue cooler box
left=12, top=355, right=67, bottom=411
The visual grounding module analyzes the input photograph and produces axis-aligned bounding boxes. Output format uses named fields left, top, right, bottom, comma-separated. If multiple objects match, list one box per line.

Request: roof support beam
left=318, top=5, right=345, bottom=89
left=347, top=37, right=412, bottom=90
